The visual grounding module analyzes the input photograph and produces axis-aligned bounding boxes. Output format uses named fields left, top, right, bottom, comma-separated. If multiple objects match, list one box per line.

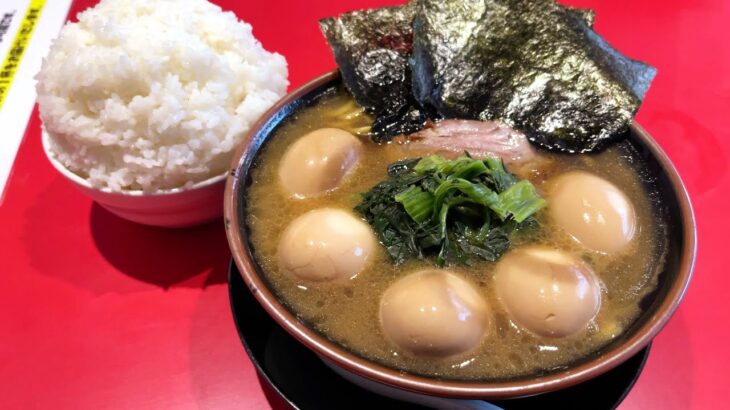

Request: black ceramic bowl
left=224, top=71, right=696, bottom=399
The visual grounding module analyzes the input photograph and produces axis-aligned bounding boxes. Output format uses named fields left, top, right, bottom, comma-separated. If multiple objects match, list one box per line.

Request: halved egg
left=278, top=208, right=376, bottom=281
left=494, top=246, right=601, bottom=338
left=278, top=128, right=363, bottom=198
left=380, top=269, right=490, bottom=357
left=549, top=171, right=636, bottom=254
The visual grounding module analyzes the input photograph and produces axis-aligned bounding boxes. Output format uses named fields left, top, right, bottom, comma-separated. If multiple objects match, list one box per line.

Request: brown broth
left=245, top=89, right=667, bottom=380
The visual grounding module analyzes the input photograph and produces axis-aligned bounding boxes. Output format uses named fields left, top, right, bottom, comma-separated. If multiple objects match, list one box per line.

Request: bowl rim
left=41, top=129, right=227, bottom=196
left=224, top=70, right=697, bottom=399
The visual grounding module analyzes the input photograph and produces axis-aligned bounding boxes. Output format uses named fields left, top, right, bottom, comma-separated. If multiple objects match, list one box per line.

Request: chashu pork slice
left=393, top=119, right=539, bottom=166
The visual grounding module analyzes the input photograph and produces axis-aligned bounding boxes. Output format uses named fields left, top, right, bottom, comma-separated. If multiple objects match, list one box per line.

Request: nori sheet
left=411, top=0, right=656, bottom=153
left=564, top=5, right=596, bottom=27
left=319, top=4, right=429, bottom=142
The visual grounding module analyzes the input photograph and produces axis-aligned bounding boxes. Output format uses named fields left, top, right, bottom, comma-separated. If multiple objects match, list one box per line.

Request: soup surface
left=245, top=88, right=667, bottom=380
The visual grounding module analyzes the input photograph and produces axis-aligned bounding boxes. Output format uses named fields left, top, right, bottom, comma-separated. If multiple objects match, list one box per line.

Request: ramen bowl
left=224, top=71, right=695, bottom=399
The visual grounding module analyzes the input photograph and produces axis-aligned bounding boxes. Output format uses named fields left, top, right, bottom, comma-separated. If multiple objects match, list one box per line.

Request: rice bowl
left=36, top=0, right=289, bottom=192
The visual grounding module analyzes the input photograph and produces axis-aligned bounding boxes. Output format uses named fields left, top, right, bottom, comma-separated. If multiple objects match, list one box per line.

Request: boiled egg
left=278, top=128, right=363, bottom=198
left=494, top=246, right=601, bottom=337
left=549, top=171, right=636, bottom=254
left=278, top=208, right=376, bottom=281
left=380, top=269, right=490, bottom=357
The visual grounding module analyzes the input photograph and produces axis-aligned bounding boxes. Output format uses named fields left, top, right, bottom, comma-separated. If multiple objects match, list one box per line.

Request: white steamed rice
left=36, top=0, right=288, bottom=192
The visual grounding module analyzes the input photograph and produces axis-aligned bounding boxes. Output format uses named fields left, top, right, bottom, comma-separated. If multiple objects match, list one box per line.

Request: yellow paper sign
left=0, top=0, right=45, bottom=109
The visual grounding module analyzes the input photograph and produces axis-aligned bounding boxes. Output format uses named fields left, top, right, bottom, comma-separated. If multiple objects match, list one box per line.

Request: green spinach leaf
left=355, top=154, right=547, bottom=267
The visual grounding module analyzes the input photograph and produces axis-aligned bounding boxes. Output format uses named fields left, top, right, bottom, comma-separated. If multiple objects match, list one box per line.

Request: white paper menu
left=0, top=0, right=73, bottom=203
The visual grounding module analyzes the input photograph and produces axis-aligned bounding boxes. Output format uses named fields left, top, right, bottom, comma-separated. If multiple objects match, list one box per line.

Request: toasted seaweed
left=410, top=0, right=656, bottom=153
left=563, top=5, right=596, bottom=27
left=319, top=4, right=429, bottom=142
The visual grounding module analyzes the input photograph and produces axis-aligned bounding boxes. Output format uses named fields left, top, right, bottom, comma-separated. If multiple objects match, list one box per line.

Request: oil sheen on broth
left=245, top=89, right=667, bottom=380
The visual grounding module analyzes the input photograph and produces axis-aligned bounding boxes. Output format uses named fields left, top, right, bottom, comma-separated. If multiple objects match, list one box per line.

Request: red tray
left=1, top=1, right=726, bottom=408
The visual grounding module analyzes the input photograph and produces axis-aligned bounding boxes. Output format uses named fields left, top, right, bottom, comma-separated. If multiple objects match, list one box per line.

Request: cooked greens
left=355, top=155, right=546, bottom=266
left=319, top=4, right=428, bottom=142
left=321, top=0, right=656, bottom=153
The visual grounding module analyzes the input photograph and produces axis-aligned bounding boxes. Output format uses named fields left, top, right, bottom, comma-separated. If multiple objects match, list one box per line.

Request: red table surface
left=1, top=0, right=728, bottom=408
